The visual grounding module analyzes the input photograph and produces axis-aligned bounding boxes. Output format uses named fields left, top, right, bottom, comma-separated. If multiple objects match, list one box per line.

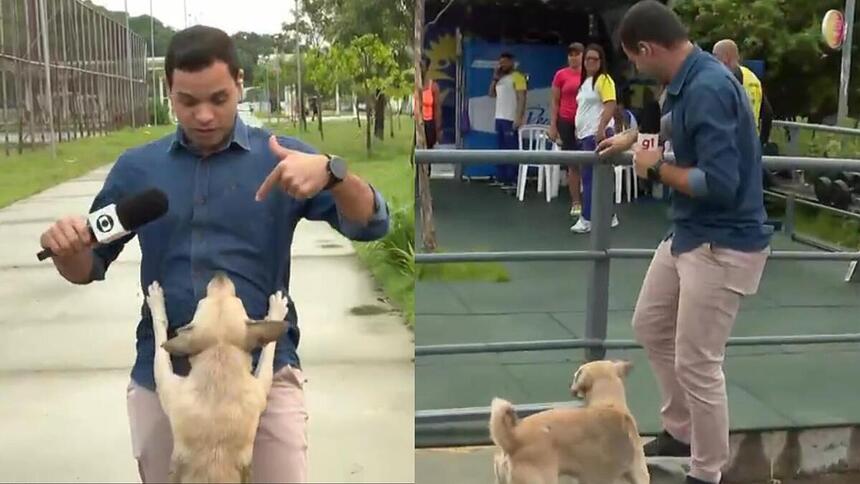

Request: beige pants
left=126, top=365, right=309, bottom=483
left=632, top=238, right=769, bottom=483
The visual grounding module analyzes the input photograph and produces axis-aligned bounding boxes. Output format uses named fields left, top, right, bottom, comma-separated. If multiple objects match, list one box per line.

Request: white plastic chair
left=614, top=164, right=638, bottom=203
left=516, top=125, right=560, bottom=202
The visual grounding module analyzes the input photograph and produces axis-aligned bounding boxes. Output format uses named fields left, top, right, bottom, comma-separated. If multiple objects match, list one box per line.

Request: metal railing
left=766, top=120, right=860, bottom=246
left=413, top=148, right=860, bottom=447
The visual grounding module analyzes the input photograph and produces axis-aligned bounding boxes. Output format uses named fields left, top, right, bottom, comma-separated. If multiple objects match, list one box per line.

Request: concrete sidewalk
left=0, top=164, right=414, bottom=482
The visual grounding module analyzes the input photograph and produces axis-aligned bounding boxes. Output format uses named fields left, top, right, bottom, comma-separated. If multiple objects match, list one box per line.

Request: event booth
left=423, top=0, right=765, bottom=180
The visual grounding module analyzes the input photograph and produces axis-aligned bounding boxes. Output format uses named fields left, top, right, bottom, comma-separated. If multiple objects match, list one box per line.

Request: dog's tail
left=489, top=397, right=519, bottom=454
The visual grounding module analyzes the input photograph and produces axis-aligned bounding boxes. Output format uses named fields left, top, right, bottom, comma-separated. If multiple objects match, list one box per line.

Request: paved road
left=0, top=133, right=414, bottom=482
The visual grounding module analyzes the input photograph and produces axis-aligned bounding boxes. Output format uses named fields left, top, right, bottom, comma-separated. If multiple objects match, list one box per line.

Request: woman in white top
left=571, top=44, right=620, bottom=234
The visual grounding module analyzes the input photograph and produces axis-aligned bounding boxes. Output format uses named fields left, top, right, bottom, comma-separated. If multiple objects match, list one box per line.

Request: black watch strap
left=324, top=154, right=347, bottom=190
left=647, top=158, right=665, bottom=182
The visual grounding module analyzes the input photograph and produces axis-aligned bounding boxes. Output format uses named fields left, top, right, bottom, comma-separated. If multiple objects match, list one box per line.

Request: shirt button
left=196, top=196, right=206, bottom=205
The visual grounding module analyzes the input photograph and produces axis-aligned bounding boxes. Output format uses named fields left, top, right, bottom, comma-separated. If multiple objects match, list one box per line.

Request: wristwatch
left=647, top=158, right=665, bottom=183
left=324, top=154, right=347, bottom=190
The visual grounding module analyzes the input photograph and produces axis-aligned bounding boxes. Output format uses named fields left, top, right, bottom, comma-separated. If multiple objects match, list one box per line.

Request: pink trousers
left=126, top=365, right=309, bottom=483
left=632, top=239, right=768, bottom=483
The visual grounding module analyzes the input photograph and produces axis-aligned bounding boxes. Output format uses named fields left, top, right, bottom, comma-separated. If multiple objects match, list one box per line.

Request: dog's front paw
left=146, top=281, right=165, bottom=310
left=267, top=291, right=289, bottom=321
left=147, top=281, right=168, bottom=338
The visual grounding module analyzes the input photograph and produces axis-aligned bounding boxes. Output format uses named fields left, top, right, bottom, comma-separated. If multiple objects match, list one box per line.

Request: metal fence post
left=584, top=159, right=613, bottom=361
left=785, top=193, right=796, bottom=237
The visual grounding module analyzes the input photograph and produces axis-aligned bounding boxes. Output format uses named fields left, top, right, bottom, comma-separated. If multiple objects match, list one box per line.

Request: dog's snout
left=206, top=271, right=236, bottom=296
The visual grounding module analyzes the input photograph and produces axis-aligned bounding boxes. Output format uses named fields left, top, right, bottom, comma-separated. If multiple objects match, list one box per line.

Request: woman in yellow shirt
left=571, top=44, right=620, bottom=233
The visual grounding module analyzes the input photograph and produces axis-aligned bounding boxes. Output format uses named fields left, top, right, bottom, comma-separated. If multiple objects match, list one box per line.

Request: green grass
left=418, top=260, right=511, bottom=282
left=266, top=117, right=416, bottom=327
left=0, top=126, right=175, bottom=209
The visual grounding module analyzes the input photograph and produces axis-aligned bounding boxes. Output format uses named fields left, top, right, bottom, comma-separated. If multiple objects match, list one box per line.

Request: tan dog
left=145, top=272, right=289, bottom=483
left=489, top=360, right=650, bottom=484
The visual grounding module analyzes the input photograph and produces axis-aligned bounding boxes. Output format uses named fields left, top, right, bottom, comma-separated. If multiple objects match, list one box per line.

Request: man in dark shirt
left=598, top=2, right=772, bottom=483
left=38, top=26, right=389, bottom=483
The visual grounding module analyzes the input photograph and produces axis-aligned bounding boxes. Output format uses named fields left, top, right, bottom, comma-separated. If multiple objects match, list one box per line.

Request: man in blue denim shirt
left=38, top=26, right=389, bottom=483
left=598, top=2, right=772, bottom=483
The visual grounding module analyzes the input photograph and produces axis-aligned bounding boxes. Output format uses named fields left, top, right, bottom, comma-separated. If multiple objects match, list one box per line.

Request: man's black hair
left=618, top=0, right=688, bottom=51
left=499, top=52, right=515, bottom=60
left=165, top=25, right=240, bottom=87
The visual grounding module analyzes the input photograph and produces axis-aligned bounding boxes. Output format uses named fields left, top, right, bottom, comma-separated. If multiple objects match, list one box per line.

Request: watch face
left=330, top=156, right=347, bottom=180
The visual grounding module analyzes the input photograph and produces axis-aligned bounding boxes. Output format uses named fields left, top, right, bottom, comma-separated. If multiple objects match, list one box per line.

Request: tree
left=673, top=0, right=858, bottom=122
left=343, top=34, right=400, bottom=153
left=301, top=0, right=412, bottom=138
left=305, top=46, right=351, bottom=140
left=231, top=32, right=280, bottom=87
left=386, top=67, right=414, bottom=137
left=414, top=0, right=438, bottom=252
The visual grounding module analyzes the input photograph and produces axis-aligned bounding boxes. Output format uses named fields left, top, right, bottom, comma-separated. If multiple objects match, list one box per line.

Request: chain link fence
left=0, top=0, right=149, bottom=155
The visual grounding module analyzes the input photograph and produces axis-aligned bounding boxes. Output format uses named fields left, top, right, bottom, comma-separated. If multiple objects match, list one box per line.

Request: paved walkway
left=0, top=144, right=414, bottom=481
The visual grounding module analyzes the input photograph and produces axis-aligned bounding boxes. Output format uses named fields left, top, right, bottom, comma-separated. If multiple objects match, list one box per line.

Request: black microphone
left=37, top=188, right=169, bottom=261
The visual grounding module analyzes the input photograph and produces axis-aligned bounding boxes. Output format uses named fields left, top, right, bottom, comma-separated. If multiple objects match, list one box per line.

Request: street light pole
left=295, top=0, right=305, bottom=131
left=838, top=0, right=855, bottom=124
left=150, top=0, right=158, bottom=125
left=38, top=0, right=56, bottom=158
left=125, top=0, right=135, bottom=128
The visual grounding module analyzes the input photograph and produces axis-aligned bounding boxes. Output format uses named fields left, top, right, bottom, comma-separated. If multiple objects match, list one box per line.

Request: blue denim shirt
left=661, top=46, right=772, bottom=254
left=88, top=116, right=390, bottom=391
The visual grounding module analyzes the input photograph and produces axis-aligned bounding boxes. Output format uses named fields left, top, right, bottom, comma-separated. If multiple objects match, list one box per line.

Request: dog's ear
left=570, top=367, right=592, bottom=398
left=614, top=360, right=633, bottom=378
left=244, top=319, right=287, bottom=350
left=162, top=325, right=209, bottom=356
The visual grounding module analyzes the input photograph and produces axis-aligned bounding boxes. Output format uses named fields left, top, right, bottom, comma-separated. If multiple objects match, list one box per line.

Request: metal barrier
left=413, top=148, right=860, bottom=445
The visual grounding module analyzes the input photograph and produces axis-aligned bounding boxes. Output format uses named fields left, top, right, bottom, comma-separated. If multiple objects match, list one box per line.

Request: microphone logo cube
left=88, top=204, right=128, bottom=244
left=95, top=214, right=115, bottom=233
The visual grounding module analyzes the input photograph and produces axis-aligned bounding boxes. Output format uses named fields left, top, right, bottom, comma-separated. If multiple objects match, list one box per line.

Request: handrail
left=415, top=148, right=860, bottom=171
left=413, top=146, right=860, bottom=446
left=773, top=119, right=860, bottom=137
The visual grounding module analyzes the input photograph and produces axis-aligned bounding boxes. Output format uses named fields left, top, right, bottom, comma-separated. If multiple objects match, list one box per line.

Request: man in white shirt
left=489, top=52, right=527, bottom=189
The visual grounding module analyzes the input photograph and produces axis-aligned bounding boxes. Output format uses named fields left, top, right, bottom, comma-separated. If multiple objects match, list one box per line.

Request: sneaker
left=570, top=203, right=582, bottom=216
left=611, top=214, right=620, bottom=227
left=570, top=218, right=591, bottom=233
left=643, top=430, right=691, bottom=457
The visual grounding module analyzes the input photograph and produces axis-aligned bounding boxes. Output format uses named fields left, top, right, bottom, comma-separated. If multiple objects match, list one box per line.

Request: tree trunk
left=389, top=103, right=395, bottom=138
left=374, top=91, right=386, bottom=140
left=414, top=0, right=438, bottom=252
left=355, top=96, right=361, bottom=128
left=365, top=93, right=373, bottom=153
left=318, top=109, right=325, bottom=141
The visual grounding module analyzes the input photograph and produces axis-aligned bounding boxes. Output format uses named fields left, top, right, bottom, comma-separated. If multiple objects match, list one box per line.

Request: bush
left=369, top=201, right=415, bottom=278
left=149, top=99, right=171, bottom=126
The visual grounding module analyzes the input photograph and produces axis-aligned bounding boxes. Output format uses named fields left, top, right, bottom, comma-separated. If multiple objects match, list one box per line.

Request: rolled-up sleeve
left=304, top=185, right=390, bottom=242
left=685, top=83, right=741, bottom=207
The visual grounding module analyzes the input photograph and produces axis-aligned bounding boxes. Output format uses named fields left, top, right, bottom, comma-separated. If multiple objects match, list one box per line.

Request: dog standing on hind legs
left=489, top=360, right=650, bottom=484
left=146, top=272, right=289, bottom=483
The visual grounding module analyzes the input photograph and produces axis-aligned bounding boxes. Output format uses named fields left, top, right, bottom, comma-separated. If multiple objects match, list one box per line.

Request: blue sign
left=461, top=39, right=567, bottom=177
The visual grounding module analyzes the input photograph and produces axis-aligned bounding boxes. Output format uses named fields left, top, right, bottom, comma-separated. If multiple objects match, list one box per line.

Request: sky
left=90, top=0, right=297, bottom=36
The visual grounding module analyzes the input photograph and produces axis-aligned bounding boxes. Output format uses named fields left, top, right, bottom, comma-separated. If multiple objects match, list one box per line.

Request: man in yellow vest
left=712, top=39, right=773, bottom=147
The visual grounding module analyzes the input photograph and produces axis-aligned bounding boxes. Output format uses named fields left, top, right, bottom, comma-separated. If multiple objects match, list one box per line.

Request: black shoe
left=685, top=476, right=717, bottom=484
left=643, top=430, right=691, bottom=457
